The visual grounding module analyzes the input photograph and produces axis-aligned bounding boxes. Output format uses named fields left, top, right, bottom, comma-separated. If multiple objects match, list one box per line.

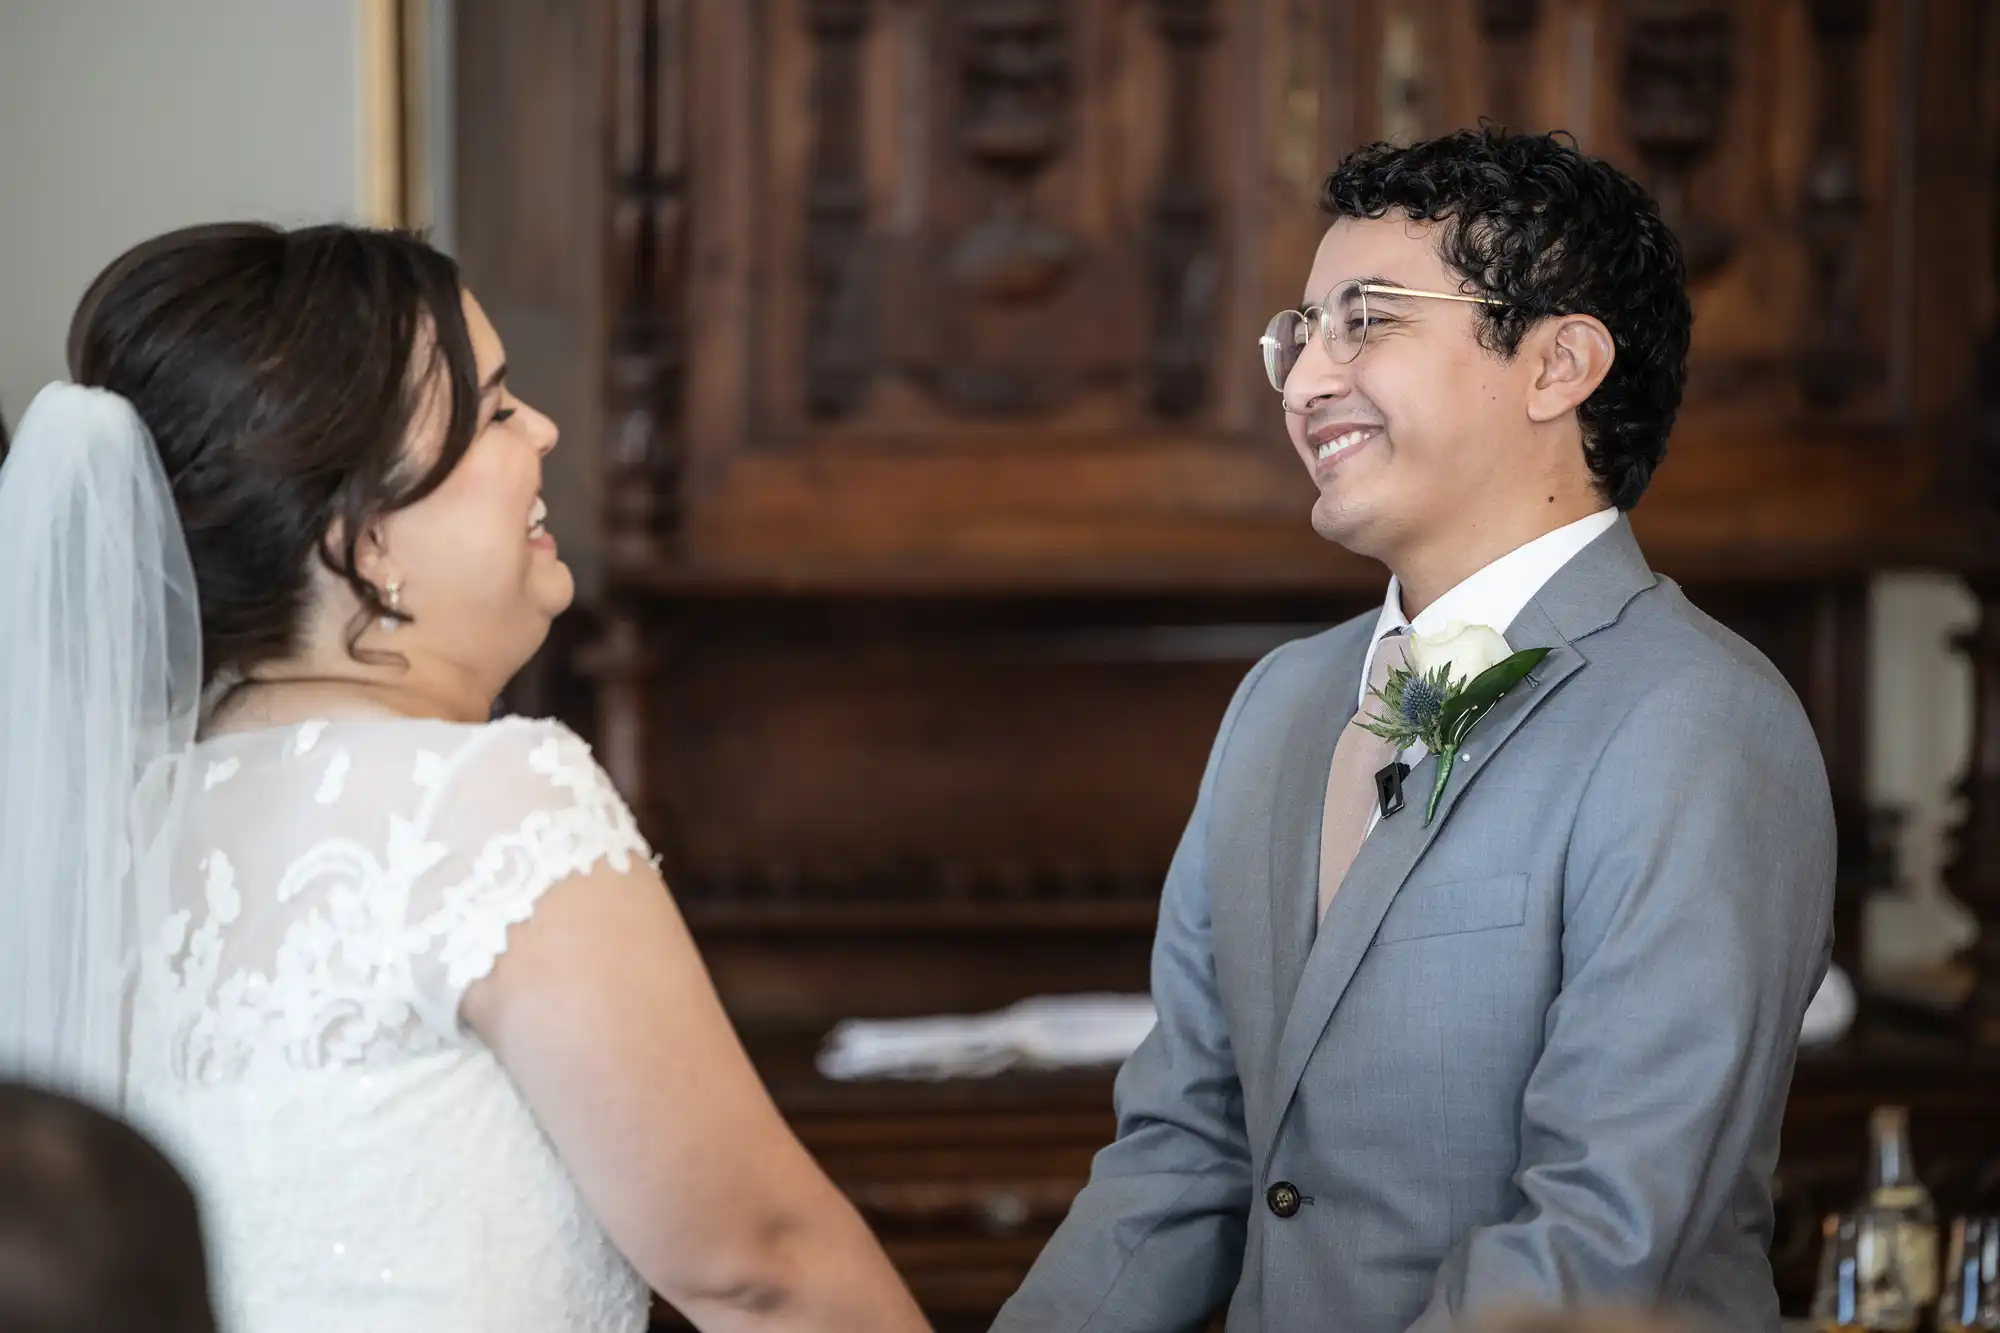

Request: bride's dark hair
left=65, top=222, right=483, bottom=689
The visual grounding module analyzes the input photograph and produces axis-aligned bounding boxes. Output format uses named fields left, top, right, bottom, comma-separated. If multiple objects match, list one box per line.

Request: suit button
left=1266, top=1182, right=1302, bottom=1218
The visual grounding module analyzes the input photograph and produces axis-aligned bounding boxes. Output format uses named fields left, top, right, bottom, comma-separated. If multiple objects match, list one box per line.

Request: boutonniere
left=1358, top=622, right=1552, bottom=827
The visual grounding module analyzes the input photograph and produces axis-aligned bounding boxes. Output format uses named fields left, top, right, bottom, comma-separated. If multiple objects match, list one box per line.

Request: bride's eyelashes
left=490, top=406, right=516, bottom=425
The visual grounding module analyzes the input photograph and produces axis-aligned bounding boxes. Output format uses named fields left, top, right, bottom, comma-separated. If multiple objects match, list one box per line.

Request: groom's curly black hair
left=1321, top=127, right=1691, bottom=510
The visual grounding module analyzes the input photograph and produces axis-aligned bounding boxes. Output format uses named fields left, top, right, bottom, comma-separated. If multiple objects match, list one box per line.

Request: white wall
left=0, top=0, right=367, bottom=431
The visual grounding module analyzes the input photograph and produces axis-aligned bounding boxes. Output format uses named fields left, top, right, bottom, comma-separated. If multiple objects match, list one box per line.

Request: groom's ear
left=1524, top=313, right=1615, bottom=425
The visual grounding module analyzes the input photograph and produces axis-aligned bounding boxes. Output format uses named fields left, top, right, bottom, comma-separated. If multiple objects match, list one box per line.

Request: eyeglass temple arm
left=1360, top=283, right=1505, bottom=306
left=1254, top=284, right=1505, bottom=345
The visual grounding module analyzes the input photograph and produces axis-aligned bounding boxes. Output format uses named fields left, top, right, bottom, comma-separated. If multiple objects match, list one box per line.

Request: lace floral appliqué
left=134, top=719, right=650, bottom=1082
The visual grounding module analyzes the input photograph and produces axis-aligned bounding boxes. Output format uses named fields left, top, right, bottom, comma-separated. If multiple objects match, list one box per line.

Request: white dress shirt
left=1358, top=507, right=1619, bottom=831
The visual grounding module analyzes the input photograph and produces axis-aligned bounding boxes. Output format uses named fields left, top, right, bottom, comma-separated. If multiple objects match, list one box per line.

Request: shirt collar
left=1360, top=508, right=1619, bottom=707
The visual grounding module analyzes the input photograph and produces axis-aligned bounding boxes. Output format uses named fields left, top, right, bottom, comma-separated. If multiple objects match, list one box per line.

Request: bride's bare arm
left=461, top=859, right=932, bottom=1333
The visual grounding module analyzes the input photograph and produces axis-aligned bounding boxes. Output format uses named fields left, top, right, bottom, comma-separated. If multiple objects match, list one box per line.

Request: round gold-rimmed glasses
left=1258, top=279, right=1507, bottom=393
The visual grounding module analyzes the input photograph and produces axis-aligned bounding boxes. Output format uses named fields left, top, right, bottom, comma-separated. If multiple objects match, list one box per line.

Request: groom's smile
left=1303, top=419, right=1384, bottom=477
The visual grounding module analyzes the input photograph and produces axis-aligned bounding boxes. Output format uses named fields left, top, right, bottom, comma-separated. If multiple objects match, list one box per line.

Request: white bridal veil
left=0, top=383, right=201, bottom=1107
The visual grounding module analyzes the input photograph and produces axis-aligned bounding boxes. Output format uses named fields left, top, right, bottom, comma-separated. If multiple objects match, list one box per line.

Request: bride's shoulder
left=448, top=714, right=597, bottom=769
left=193, top=712, right=624, bottom=816
left=190, top=713, right=632, bottom=839
left=419, top=715, right=625, bottom=814
left=369, top=717, right=652, bottom=1034
left=263, top=713, right=602, bottom=782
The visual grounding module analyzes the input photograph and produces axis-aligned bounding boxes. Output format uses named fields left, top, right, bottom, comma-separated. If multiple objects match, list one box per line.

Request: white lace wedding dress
left=123, top=715, right=654, bottom=1333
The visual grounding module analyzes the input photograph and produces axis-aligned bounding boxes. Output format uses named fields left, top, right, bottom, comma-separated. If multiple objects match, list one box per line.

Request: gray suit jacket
left=993, top=519, right=1836, bottom=1333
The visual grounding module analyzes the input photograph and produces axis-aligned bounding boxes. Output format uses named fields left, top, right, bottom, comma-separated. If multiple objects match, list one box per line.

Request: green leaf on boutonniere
left=1419, top=647, right=1553, bottom=826
left=1435, top=647, right=1552, bottom=737
left=1424, top=750, right=1456, bottom=827
left=1360, top=644, right=1557, bottom=826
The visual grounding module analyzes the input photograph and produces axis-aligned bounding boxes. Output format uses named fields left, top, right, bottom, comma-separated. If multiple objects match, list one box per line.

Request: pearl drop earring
left=380, top=580, right=403, bottom=634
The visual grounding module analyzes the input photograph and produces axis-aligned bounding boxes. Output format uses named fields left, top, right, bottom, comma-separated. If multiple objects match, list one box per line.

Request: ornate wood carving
left=1621, top=0, right=1736, bottom=280
left=1477, top=0, right=1541, bottom=131
left=804, top=0, right=874, bottom=418
left=1796, top=0, right=1875, bottom=409
left=684, top=860, right=1167, bottom=924
left=604, top=0, right=688, bottom=574
left=1146, top=0, right=1220, bottom=417
left=1273, top=0, right=1326, bottom=200
left=1378, top=1, right=1427, bottom=147
left=948, top=1, right=1073, bottom=304
left=869, top=0, right=1159, bottom=418
left=890, top=0, right=1102, bottom=416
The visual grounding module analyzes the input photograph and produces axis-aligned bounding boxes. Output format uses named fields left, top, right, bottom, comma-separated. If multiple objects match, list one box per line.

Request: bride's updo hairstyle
left=65, top=222, right=484, bottom=689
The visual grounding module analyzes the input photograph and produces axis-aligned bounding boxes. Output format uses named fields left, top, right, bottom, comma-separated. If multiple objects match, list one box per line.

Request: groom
left=993, top=129, right=1836, bottom=1333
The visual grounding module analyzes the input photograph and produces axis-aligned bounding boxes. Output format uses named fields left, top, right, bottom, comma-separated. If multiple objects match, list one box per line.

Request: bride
left=0, top=222, right=932, bottom=1333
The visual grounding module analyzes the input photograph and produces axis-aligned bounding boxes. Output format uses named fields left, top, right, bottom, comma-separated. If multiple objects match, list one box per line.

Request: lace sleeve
left=406, top=718, right=653, bottom=1038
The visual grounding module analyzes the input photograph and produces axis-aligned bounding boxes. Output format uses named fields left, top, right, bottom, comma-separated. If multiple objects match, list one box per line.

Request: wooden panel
left=460, top=1, right=1990, bottom=598
left=605, top=0, right=1982, bottom=592
left=668, top=0, right=1311, bottom=586
left=453, top=0, right=615, bottom=591
left=551, top=582, right=1879, bottom=1030
left=636, top=598, right=1341, bottom=883
left=548, top=588, right=1381, bottom=942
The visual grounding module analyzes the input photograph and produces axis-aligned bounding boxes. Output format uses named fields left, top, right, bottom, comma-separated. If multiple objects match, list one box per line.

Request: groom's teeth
left=528, top=496, right=548, bottom=536
left=1316, top=429, right=1370, bottom=461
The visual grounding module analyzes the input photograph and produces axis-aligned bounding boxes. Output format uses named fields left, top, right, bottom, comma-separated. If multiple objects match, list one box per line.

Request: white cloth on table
left=818, top=994, right=1158, bottom=1081
left=1799, top=963, right=1857, bottom=1047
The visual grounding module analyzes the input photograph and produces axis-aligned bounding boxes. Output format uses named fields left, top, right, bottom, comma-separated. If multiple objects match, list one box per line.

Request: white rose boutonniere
left=1407, top=621, right=1514, bottom=689
left=1359, top=622, right=1551, bottom=826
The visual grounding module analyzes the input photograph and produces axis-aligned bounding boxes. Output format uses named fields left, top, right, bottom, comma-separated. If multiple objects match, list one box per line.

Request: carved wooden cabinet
left=457, top=0, right=2000, bottom=1325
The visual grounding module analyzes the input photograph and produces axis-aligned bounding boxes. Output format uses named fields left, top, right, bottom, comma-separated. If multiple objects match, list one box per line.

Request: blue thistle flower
left=1398, top=675, right=1446, bottom=729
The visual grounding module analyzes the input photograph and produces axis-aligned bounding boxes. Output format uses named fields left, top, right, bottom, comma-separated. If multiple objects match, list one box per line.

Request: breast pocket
left=1372, top=871, right=1529, bottom=945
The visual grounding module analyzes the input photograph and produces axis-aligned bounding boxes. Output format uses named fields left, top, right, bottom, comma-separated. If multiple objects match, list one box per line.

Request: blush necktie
left=1317, top=631, right=1410, bottom=923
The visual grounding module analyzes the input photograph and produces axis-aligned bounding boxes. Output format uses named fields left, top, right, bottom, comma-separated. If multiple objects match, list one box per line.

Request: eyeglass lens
left=1259, top=281, right=1368, bottom=392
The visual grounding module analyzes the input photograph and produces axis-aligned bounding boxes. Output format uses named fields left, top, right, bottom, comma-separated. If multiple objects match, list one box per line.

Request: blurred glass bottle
left=1859, top=1105, right=1940, bottom=1329
left=1937, top=1216, right=2000, bottom=1331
